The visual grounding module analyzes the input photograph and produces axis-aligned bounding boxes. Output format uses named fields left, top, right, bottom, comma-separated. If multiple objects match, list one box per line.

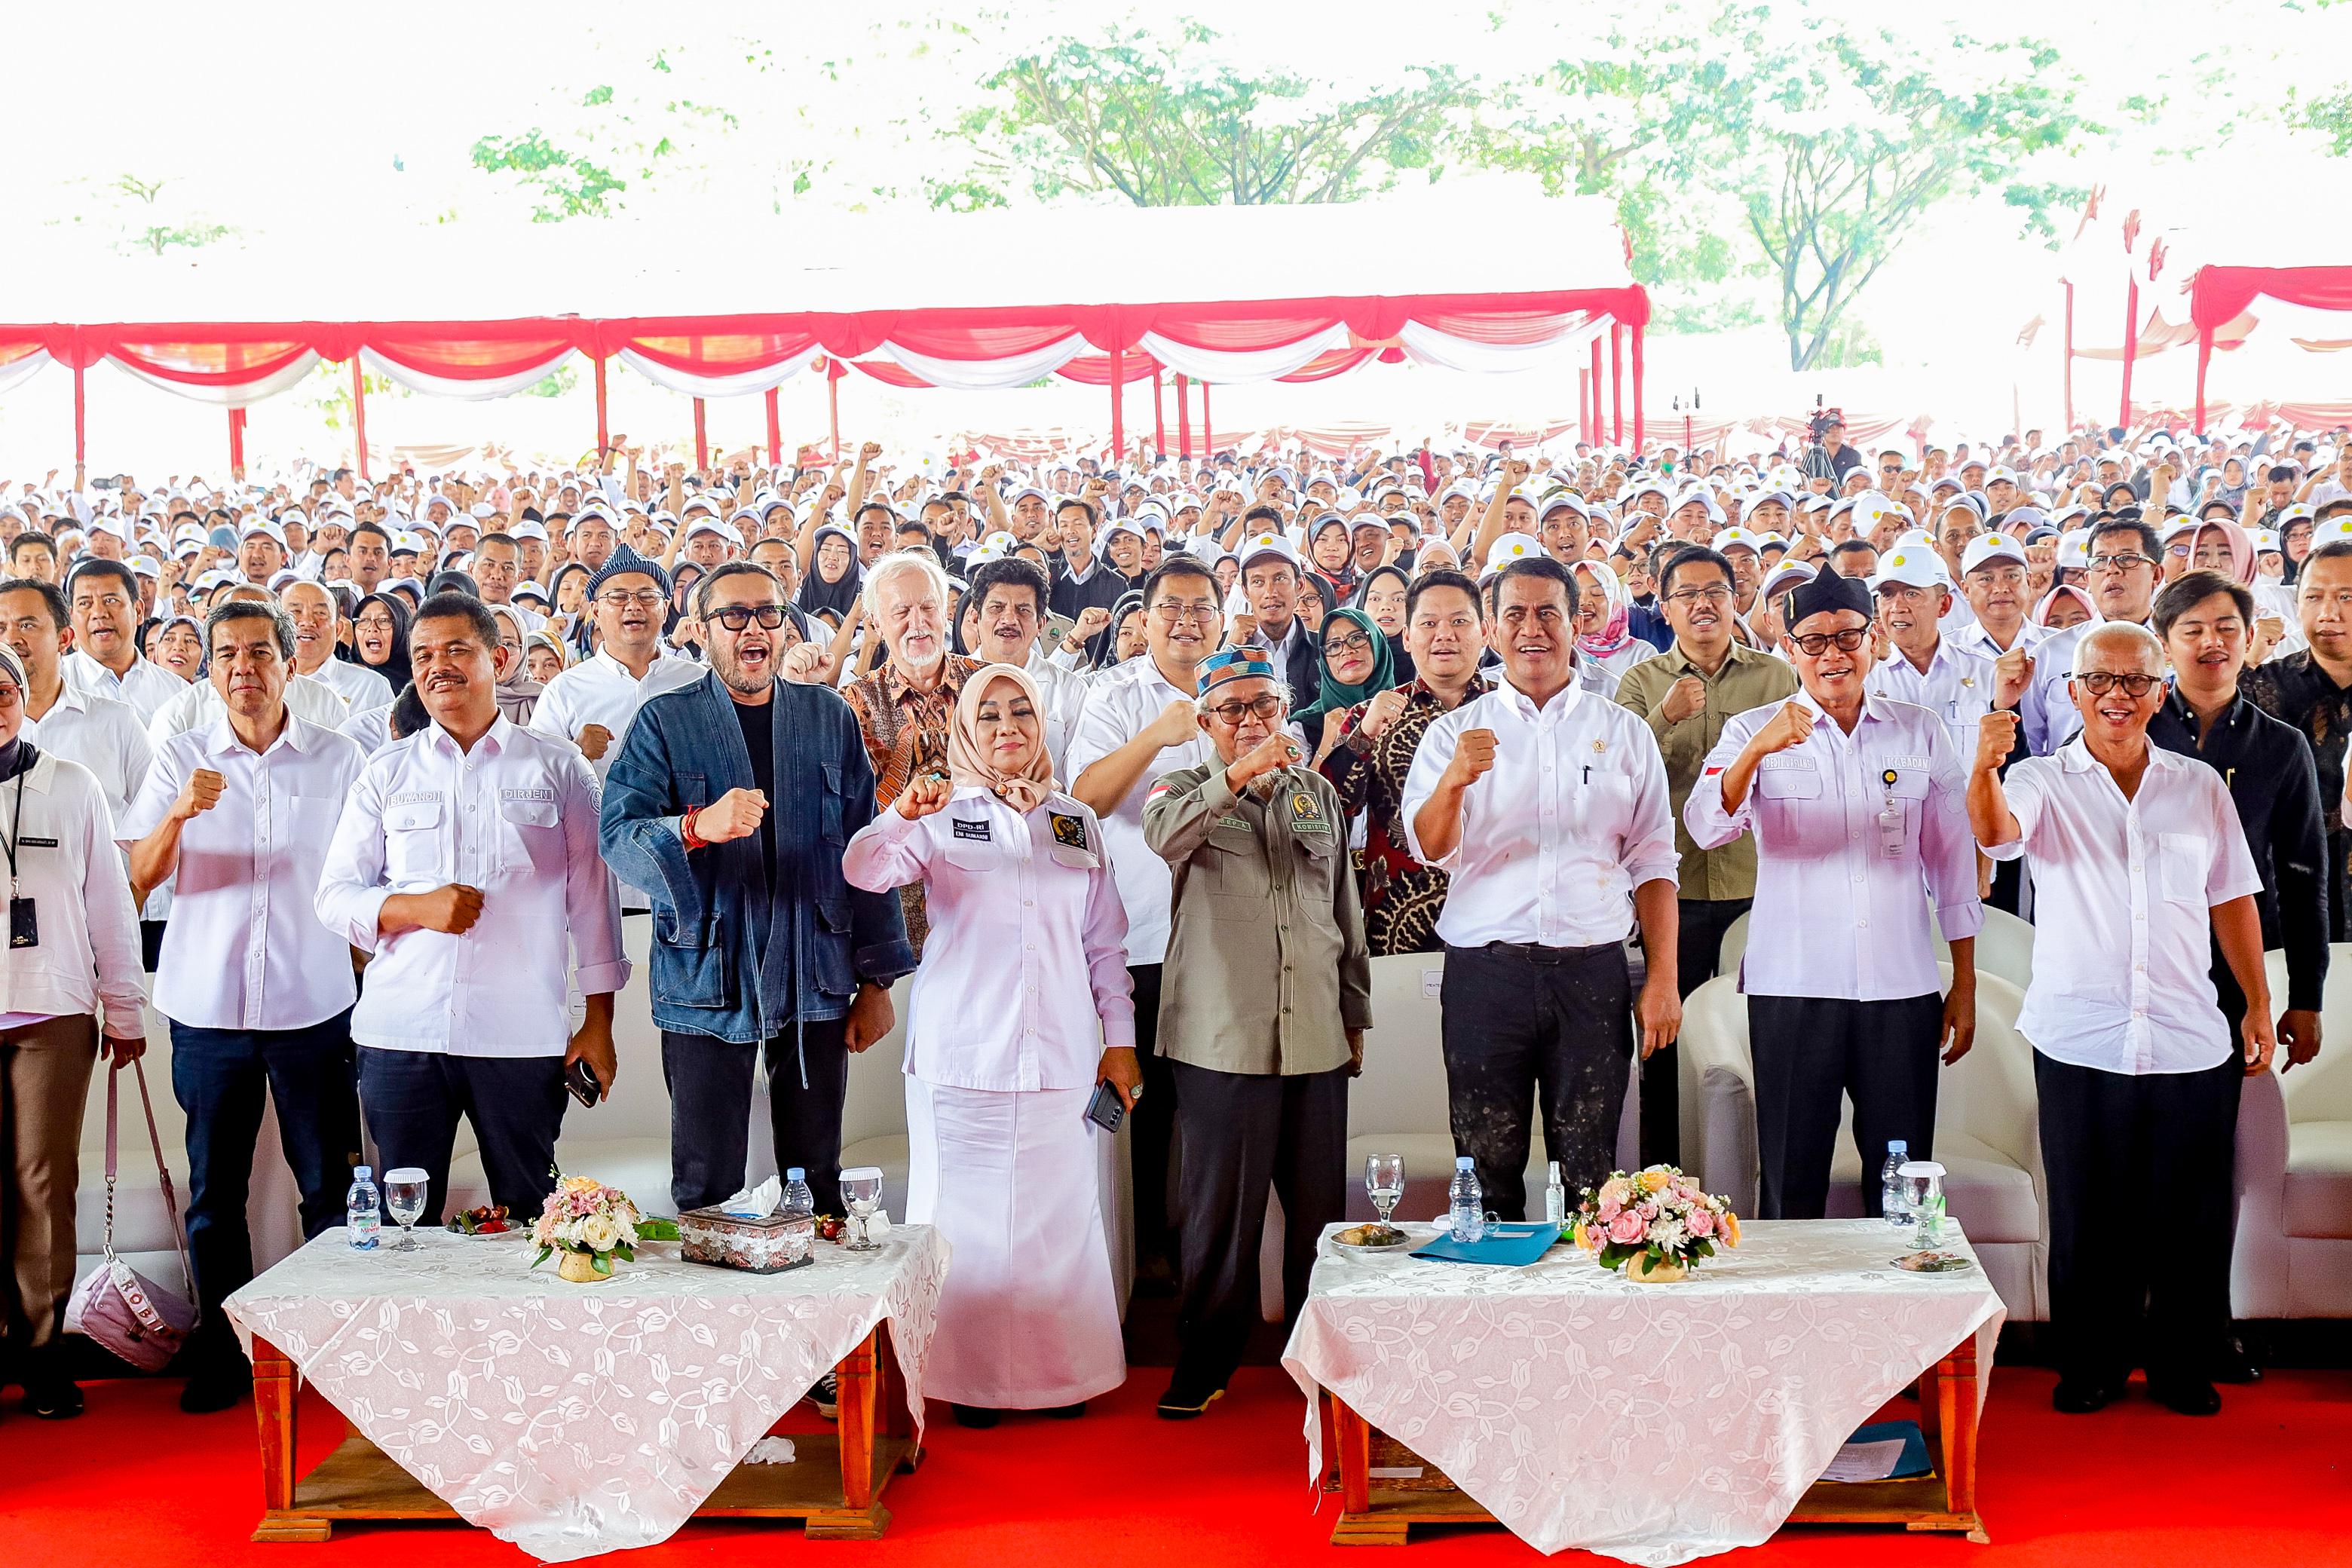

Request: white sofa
left=1717, top=904, right=2037, bottom=995
left=1677, top=964, right=2050, bottom=1320
left=2231, top=948, right=2352, bottom=1318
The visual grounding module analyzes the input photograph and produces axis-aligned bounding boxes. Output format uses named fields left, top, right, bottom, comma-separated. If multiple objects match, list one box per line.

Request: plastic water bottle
left=1882, top=1141, right=1915, bottom=1231
left=347, top=1165, right=381, bottom=1250
left=1544, top=1161, right=1568, bottom=1227
left=1448, top=1157, right=1486, bottom=1244
left=779, top=1167, right=817, bottom=1265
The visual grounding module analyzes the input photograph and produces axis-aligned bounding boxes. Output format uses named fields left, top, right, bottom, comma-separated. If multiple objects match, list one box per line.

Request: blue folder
left=1839, top=1419, right=1933, bottom=1481
left=1409, top=1223, right=1562, bottom=1266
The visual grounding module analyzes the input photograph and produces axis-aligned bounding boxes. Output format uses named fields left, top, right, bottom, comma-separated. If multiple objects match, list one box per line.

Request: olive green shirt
left=1614, top=639, right=1800, bottom=900
left=1141, top=761, right=1373, bottom=1076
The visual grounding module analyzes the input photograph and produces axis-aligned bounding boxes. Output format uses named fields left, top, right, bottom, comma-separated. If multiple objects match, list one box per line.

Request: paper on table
left=1818, top=1438, right=1908, bottom=1483
left=720, top=1177, right=782, bottom=1220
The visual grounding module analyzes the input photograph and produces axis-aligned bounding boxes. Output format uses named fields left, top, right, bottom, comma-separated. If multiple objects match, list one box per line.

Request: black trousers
left=1129, top=963, right=1181, bottom=1268
left=1169, top=1060, right=1348, bottom=1391
left=1441, top=942, right=1631, bottom=1219
left=170, top=1012, right=360, bottom=1358
left=662, top=1018, right=853, bottom=1215
left=2036, top=1050, right=2241, bottom=1389
left=1649, top=898, right=1751, bottom=1168
left=1986, top=856, right=2026, bottom=918
left=355, top=1048, right=567, bottom=1225
left=1747, top=993, right=1943, bottom=1219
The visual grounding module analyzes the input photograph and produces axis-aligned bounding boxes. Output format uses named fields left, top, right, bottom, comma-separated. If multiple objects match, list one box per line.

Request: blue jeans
left=169, top=1012, right=359, bottom=1354
left=355, top=1048, right=567, bottom=1225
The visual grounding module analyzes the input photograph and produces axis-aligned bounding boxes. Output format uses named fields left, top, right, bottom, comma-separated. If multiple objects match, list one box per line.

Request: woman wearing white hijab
left=840, top=663, right=1135, bottom=1428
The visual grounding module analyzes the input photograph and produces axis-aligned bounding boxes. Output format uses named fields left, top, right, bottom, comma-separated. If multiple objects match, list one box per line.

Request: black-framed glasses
left=1205, top=693, right=1285, bottom=725
left=709, top=605, right=787, bottom=631
left=1324, top=631, right=1374, bottom=657
left=1790, top=626, right=1870, bottom=656
left=2087, top=553, right=2152, bottom=574
left=2073, top=671, right=2161, bottom=697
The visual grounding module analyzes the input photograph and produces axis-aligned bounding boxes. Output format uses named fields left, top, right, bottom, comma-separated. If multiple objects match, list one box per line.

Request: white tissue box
left=679, top=1205, right=815, bottom=1274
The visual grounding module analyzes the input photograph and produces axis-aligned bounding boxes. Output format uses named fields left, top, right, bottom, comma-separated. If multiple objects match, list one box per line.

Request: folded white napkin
left=719, top=1177, right=782, bottom=1220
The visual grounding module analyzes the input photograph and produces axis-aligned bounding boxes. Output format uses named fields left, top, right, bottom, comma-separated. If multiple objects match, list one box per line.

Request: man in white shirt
left=1688, top=570, right=1981, bottom=1218
left=1, top=576, right=152, bottom=824
left=283, top=579, right=395, bottom=713
left=1068, top=555, right=1226, bottom=1278
left=317, top=592, right=627, bottom=1227
left=1864, top=545, right=1996, bottom=760
left=1224, top=534, right=1320, bottom=701
left=63, top=559, right=182, bottom=721
left=1970, top=621, right=2274, bottom=1418
left=118, top=599, right=367, bottom=1413
left=963, top=557, right=1083, bottom=772
left=1402, top=556, right=1683, bottom=1214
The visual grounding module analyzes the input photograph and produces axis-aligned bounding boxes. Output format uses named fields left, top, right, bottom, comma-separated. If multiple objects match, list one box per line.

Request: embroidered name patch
left=387, top=790, right=444, bottom=807
left=1049, top=812, right=1088, bottom=851
left=500, top=786, right=556, bottom=804
left=16, top=837, right=57, bottom=848
left=952, top=817, right=992, bottom=842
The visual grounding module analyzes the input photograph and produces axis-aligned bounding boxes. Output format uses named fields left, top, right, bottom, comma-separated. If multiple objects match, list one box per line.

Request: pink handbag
left=64, top=1057, right=198, bottom=1371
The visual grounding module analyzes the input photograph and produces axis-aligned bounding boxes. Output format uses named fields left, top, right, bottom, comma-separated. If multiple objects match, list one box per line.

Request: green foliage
left=106, top=173, right=235, bottom=257
left=522, top=363, right=580, bottom=399
left=469, top=130, right=628, bottom=221
left=2298, top=88, right=2352, bottom=154
left=955, top=23, right=1469, bottom=206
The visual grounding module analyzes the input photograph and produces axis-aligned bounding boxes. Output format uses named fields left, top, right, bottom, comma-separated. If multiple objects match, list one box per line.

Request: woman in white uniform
left=841, top=663, right=1138, bottom=1428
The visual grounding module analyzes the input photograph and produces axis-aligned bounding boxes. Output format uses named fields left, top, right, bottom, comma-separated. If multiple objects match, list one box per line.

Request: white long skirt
left=903, top=1079, right=1128, bottom=1409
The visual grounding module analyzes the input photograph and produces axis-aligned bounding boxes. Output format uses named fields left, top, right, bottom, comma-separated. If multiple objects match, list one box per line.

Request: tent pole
left=1631, top=324, right=1646, bottom=452
left=351, top=361, right=369, bottom=481
left=1110, top=345, right=1126, bottom=467
left=764, top=387, right=782, bottom=467
left=72, top=360, right=87, bottom=482
left=828, top=362, right=842, bottom=463
left=228, top=407, right=245, bottom=481
left=2194, top=327, right=2212, bottom=433
left=1578, top=370, right=1590, bottom=446
left=2118, top=277, right=2139, bottom=432
left=1609, top=325, right=1624, bottom=445
left=593, top=357, right=610, bottom=458
left=693, top=397, right=709, bottom=473
left=1589, top=334, right=1604, bottom=445
left=2062, top=281, right=2075, bottom=434
left=1202, top=382, right=1212, bottom=458
left=1153, top=372, right=1166, bottom=455
left=1176, top=372, right=1192, bottom=460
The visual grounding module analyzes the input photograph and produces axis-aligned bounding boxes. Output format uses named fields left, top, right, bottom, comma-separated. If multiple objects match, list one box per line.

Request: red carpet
left=5, top=1367, right=2348, bottom=1566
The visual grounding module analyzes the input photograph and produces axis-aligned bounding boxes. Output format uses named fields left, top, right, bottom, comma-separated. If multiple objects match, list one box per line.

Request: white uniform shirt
left=1019, top=645, right=1086, bottom=774
left=1401, top=677, right=1680, bottom=948
left=1866, top=637, right=1998, bottom=760
left=149, top=671, right=350, bottom=743
left=315, top=716, right=629, bottom=1057
left=25, top=684, right=152, bottom=823
left=118, top=715, right=365, bottom=1031
left=2019, top=621, right=2092, bottom=756
left=340, top=701, right=396, bottom=757
left=63, top=650, right=185, bottom=723
left=1686, top=691, right=1983, bottom=1000
left=528, top=648, right=706, bottom=909
left=0, top=752, right=145, bottom=1029
left=1947, top=617, right=2047, bottom=662
left=304, top=656, right=395, bottom=714
left=842, top=786, right=1135, bottom=1092
left=1064, top=654, right=1220, bottom=966
left=1984, top=740, right=2260, bottom=1073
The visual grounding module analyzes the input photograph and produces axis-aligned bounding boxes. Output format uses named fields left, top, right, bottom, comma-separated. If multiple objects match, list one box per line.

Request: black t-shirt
left=730, top=694, right=779, bottom=894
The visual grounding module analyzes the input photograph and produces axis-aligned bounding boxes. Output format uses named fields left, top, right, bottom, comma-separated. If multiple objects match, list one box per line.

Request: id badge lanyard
left=0, top=766, right=34, bottom=948
left=1876, top=767, right=1906, bottom=860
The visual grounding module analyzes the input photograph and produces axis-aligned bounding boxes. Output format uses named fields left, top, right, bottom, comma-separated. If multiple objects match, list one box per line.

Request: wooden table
left=1322, top=1331, right=1986, bottom=1548
left=248, top=1320, right=922, bottom=1544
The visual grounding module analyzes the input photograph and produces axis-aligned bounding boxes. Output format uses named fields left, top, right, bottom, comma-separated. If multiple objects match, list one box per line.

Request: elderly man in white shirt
left=1689, top=570, right=1981, bottom=1220
left=317, top=592, right=628, bottom=1227
left=1402, top=555, right=1682, bottom=1214
left=1971, top=620, right=2273, bottom=1419
left=1067, top=555, right=1225, bottom=1277
left=283, top=578, right=394, bottom=713
left=119, top=598, right=367, bottom=1413
left=63, top=559, right=183, bottom=721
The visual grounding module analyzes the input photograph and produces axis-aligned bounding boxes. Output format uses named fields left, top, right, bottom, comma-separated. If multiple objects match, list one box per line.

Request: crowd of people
left=0, top=410, right=2346, bottom=1430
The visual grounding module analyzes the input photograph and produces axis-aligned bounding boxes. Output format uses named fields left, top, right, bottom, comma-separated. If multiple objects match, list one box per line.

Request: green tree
left=109, top=173, right=232, bottom=256
left=469, top=129, right=628, bottom=221
left=956, top=22, right=1469, bottom=206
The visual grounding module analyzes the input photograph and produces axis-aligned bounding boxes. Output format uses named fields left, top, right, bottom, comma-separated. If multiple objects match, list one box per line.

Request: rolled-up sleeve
left=560, top=750, right=630, bottom=996
left=1980, top=756, right=2049, bottom=862
left=1683, top=715, right=1759, bottom=852
left=316, top=764, right=394, bottom=952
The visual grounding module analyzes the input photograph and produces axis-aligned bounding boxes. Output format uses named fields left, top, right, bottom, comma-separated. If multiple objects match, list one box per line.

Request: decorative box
left=679, top=1205, right=815, bottom=1274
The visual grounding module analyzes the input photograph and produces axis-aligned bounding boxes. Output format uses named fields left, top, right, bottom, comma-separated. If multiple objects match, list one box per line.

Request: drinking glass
left=1364, top=1154, right=1404, bottom=1231
left=841, top=1166, right=885, bottom=1253
left=384, top=1168, right=430, bottom=1251
left=1899, top=1162, right=1948, bottom=1250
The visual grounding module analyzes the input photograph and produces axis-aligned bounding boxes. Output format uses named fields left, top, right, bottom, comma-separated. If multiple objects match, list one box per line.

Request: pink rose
left=1686, top=1208, right=1715, bottom=1238
left=1597, top=1195, right=1623, bottom=1222
left=1607, top=1210, right=1647, bottom=1245
left=1637, top=1200, right=1658, bottom=1220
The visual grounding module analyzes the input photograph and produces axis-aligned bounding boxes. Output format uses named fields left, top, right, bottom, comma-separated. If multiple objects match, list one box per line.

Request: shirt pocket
left=1203, top=826, right=1271, bottom=911
left=819, top=762, right=847, bottom=847
left=382, top=798, right=444, bottom=886
left=1292, top=826, right=1346, bottom=932
left=498, top=795, right=564, bottom=877
left=2160, top=831, right=2207, bottom=906
left=942, top=818, right=1006, bottom=872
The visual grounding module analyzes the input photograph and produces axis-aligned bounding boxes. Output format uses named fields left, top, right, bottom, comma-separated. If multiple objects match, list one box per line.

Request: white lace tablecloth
left=225, top=1225, right=949, bottom=1562
left=1282, top=1218, right=2003, bottom=1565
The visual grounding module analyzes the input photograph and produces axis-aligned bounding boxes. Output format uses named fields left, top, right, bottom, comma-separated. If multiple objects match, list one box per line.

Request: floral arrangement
left=1570, top=1165, right=1740, bottom=1280
left=530, top=1176, right=647, bottom=1279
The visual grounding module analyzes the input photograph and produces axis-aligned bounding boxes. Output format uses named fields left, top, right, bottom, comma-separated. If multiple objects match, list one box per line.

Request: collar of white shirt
left=1494, top=673, right=1584, bottom=724
left=204, top=709, right=314, bottom=759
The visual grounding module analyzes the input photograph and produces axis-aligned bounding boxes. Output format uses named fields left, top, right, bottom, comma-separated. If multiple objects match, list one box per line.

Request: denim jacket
left=599, top=670, right=914, bottom=1046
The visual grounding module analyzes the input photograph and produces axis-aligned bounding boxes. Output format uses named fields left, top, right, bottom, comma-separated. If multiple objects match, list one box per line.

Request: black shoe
left=950, top=1404, right=1000, bottom=1429
left=808, top=1373, right=839, bottom=1419
left=1043, top=1402, right=1086, bottom=1419
left=2148, top=1376, right=2222, bottom=1416
left=1156, top=1373, right=1225, bottom=1420
left=179, top=1361, right=250, bottom=1414
left=2051, top=1377, right=2122, bottom=1414
left=23, top=1370, right=83, bottom=1420
left=2212, top=1334, right=2262, bottom=1386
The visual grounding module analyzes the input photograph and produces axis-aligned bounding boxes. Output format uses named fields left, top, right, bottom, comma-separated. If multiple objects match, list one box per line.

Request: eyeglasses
left=1205, top=694, right=1285, bottom=725
left=598, top=588, right=666, bottom=608
left=1325, top=631, right=1374, bottom=657
left=2073, top=671, right=2161, bottom=697
left=1789, top=626, right=1870, bottom=656
left=708, top=605, right=787, bottom=631
left=1664, top=585, right=1734, bottom=607
left=1152, top=600, right=1219, bottom=623
left=2087, top=553, right=2152, bottom=574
